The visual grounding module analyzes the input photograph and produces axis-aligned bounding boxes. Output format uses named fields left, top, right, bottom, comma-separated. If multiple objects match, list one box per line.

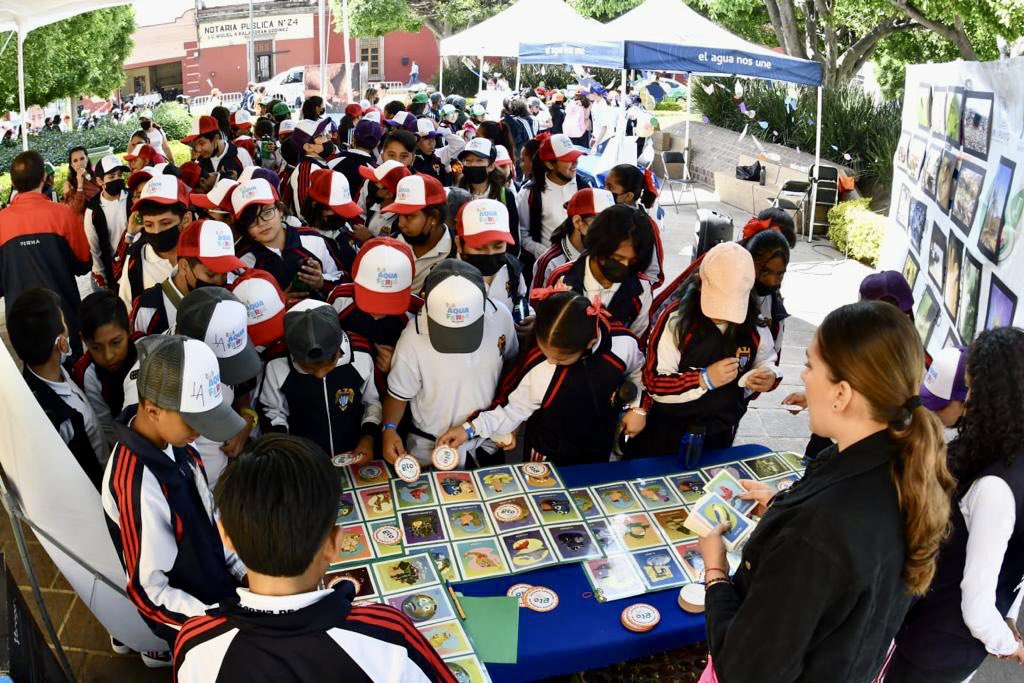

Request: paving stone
left=79, top=652, right=171, bottom=683
left=4, top=539, right=60, bottom=588
left=60, top=596, right=117, bottom=652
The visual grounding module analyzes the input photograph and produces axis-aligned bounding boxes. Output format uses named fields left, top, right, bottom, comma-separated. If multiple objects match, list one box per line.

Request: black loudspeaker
left=692, top=209, right=735, bottom=262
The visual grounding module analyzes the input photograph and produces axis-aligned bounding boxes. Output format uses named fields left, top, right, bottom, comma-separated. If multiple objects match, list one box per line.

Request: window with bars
left=255, top=40, right=274, bottom=82
left=358, top=37, right=383, bottom=80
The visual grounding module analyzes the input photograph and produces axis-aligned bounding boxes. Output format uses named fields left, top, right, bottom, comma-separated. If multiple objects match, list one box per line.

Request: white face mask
left=55, top=334, right=70, bottom=366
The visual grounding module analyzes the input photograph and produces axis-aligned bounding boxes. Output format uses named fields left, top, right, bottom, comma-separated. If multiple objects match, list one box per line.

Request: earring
left=831, top=403, right=838, bottom=410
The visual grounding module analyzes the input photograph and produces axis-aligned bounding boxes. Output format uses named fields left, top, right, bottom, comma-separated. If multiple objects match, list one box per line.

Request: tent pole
left=515, top=61, right=521, bottom=93
left=684, top=74, right=693, bottom=179
left=478, top=56, right=484, bottom=94
left=439, top=56, right=444, bottom=92
left=617, top=67, right=628, bottom=163
left=17, top=26, right=27, bottom=151
left=810, top=85, right=823, bottom=243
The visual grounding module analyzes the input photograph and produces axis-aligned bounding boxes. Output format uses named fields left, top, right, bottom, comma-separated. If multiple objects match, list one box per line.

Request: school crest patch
left=336, top=388, right=356, bottom=411
left=497, top=334, right=507, bottom=355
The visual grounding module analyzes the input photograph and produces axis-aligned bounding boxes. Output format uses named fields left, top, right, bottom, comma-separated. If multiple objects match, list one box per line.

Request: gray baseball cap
left=423, top=259, right=486, bottom=354
left=284, top=300, right=343, bottom=366
left=175, top=287, right=262, bottom=386
left=136, top=335, right=246, bottom=442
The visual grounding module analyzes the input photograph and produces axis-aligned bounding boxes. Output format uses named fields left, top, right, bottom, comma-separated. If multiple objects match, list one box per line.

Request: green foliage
left=569, top=0, right=644, bottom=21
left=338, top=0, right=512, bottom=38
left=0, top=8, right=135, bottom=112
left=653, top=100, right=683, bottom=111
left=168, top=140, right=192, bottom=167
left=121, top=103, right=193, bottom=143
left=827, top=198, right=887, bottom=266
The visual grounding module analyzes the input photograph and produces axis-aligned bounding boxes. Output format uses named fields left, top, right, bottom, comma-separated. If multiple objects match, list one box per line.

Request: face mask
left=325, top=215, right=348, bottom=233
left=320, top=141, right=336, bottom=157
left=599, top=258, right=630, bottom=283
left=462, top=166, right=489, bottom=185
left=754, top=281, right=779, bottom=297
left=141, top=120, right=152, bottom=130
left=145, top=224, right=181, bottom=254
left=402, top=230, right=432, bottom=246
left=104, top=179, right=124, bottom=196
left=463, top=252, right=504, bottom=277
left=55, top=335, right=71, bottom=366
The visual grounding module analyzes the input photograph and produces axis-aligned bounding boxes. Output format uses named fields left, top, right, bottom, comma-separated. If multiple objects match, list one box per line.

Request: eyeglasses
left=257, top=205, right=277, bottom=222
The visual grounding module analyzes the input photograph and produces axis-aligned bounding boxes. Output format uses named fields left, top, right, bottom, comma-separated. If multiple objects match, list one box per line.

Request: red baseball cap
left=124, top=144, right=166, bottom=164
left=176, top=219, right=247, bottom=274
left=538, top=133, right=585, bottom=162
left=567, top=188, right=615, bottom=217
left=352, top=237, right=415, bottom=316
left=178, top=161, right=203, bottom=191
left=381, top=174, right=446, bottom=215
left=232, top=178, right=279, bottom=218
left=131, top=174, right=189, bottom=211
left=358, top=160, right=411, bottom=194
left=182, top=115, right=220, bottom=144
left=308, top=169, right=362, bottom=220
left=230, top=110, right=253, bottom=130
left=456, top=198, right=514, bottom=248
left=229, top=268, right=287, bottom=347
left=190, top=178, right=239, bottom=213
left=345, top=103, right=363, bottom=119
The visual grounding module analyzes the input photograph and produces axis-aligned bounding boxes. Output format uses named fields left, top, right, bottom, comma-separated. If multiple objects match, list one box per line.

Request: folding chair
left=807, top=165, right=840, bottom=239
left=660, top=150, right=699, bottom=213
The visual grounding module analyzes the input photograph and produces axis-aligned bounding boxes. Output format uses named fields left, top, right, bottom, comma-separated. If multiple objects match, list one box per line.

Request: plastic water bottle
left=679, top=427, right=705, bottom=469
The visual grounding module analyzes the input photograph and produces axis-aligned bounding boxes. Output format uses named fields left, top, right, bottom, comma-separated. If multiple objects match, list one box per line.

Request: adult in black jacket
left=698, top=301, right=955, bottom=682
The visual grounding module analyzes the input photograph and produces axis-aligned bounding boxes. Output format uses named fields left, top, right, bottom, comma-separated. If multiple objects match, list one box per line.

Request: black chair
left=660, top=150, right=699, bottom=213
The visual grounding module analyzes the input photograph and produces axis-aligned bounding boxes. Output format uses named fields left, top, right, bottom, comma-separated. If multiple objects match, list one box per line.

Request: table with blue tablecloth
left=456, top=444, right=771, bottom=682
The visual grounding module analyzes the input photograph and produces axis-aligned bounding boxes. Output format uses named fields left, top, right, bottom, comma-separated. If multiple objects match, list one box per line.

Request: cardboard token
left=493, top=501, right=526, bottom=523
left=678, top=583, right=706, bottom=614
left=621, top=603, right=660, bottom=632
left=521, top=462, right=550, bottom=479
left=432, top=445, right=460, bottom=471
left=523, top=586, right=558, bottom=612
left=506, top=583, right=532, bottom=607
left=372, top=525, right=402, bottom=546
left=395, top=455, right=422, bottom=482
left=332, top=452, right=360, bottom=467
left=327, top=574, right=361, bottom=592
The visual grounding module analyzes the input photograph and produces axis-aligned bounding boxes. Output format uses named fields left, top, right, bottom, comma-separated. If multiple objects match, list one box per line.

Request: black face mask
left=104, top=179, right=125, bottom=196
left=188, top=265, right=219, bottom=290
left=463, top=252, right=505, bottom=277
left=402, top=229, right=432, bottom=246
left=462, top=166, right=489, bottom=185
left=325, top=215, right=348, bottom=233
left=320, top=141, right=336, bottom=157
left=141, top=120, right=152, bottom=130
left=144, top=224, right=181, bottom=254
left=754, top=281, right=779, bottom=297
left=598, top=258, right=630, bottom=283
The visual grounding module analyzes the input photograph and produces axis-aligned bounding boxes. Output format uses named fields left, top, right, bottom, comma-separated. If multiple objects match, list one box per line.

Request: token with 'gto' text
left=621, top=603, right=660, bottom=632
left=523, top=586, right=559, bottom=612
left=332, top=452, right=360, bottom=467
left=432, top=445, right=460, bottom=471
left=372, top=525, right=401, bottom=546
left=521, top=462, right=549, bottom=479
left=506, top=583, right=532, bottom=607
left=395, top=454, right=422, bottom=482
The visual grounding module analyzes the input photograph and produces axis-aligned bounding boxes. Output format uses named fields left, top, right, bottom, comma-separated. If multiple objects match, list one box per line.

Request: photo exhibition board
left=880, top=58, right=1024, bottom=351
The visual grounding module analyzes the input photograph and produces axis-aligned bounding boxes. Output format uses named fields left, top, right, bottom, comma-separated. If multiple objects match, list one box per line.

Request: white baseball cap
left=190, top=178, right=239, bottom=212
left=94, top=154, right=129, bottom=177
left=131, top=174, right=187, bottom=211
left=423, top=259, right=486, bottom=354
left=308, top=169, right=361, bottom=219
left=416, top=117, right=440, bottom=139
left=229, top=269, right=286, bottom=347
left=176, top=287, right=261, bottom=386
left=232, top=178, right=278, bottom=217
left=176, top=219, right=246, bottom=274
left=921, top=346, right=968, bottom=410
left=538, top=133, right=585, bottom=162
left=459, top=137, right=496, bottom=162
left=363, top=110, right=381, bottom=124
left=278, top=119, right=297, bottom=135
left=456, top=198, right=513, bottom=248
left=352, top=237, right=415, bottom=316
left=382, top=174, right=446, bottom=215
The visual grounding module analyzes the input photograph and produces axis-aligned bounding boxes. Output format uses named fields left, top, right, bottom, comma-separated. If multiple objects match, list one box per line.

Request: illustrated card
left=701, top=461, right=755, bottom=482
left=454, top=538, right=511, bottom=581
left=384, top=584, right=455, bottom=627
left=474, top=465, right=523, bottom=500
left=486, top=495, right=540, bottom=533
left=444, top=655, right=491, bottom=683
left=528, top=490, right=582, bottom=525
left=399, top=507, right=447, bottom=547
left=336, top=490, right=362, bottom=525
left=631, top=546, right=689, bottom=590
left=592, top=482, right=645, bottom=515
left=433, top=471, right=482, bottom=504
left=583, top=554, right=646, bottom=602
left=569, top=487, right=601, bottom=519
left=764, top=472, right=801, bottom=493
left=702, top=469, right=757, bottom=515
left=499, top=528, right=558, bottom=572
left=443, top=502, right=495, bottom=541
left=778, top=451, right=807, bottom=472
left=743, top=453, right=791, bottom=480
left=392, top=474, right=437, bottom=510
left=673, top=540, right=705, bottom=581
left=587, top=518, right=626, bottom=555
left=630, top=477, right=682, bottom=510
left=607, top=512, right=665, bottom=550
left=372, top=552, right=440, bottom=595
left=686, top=493, right=755, bottom=550
left=323, top=564, right=377, bottom=599
left=333, top=524, right=375, bottom=564
left=667, top=472, right=707, bottom=504
left=651, top=506, right=698, bottom=544
left=336, top=466, right=354, bottom=491
left=357, top=485, right=395, bottom=521
left=513, top=463, right=564, bottom=491
left=418, top=619, right=474, bottom=659
left=368, top=519, right=404, bottom=558
left=351, top=460, right=390, bottom=488
left=545, top=522, right=603, bottom=562
left=420, top=543, right=461, bottom=582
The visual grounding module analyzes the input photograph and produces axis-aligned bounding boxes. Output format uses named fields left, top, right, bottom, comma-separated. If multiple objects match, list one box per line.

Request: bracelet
left=701, top=368, right=715, bottom=391
left=629, top=407, right=647, bottom=417
left=382, top=422, right=398, bottom=432
left=705, top=577, right=732, bottom=588
left=462, top=422, right=477, bottom=439
left=703, top=566, right=729, bottom=578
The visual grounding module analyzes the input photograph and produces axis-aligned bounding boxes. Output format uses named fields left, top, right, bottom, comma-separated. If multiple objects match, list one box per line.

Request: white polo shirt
left=117, top=244, right=175, bottom=309
left=516, top=177, right=579, bottom=259
left=387, top=300, right=519, bottom=466
left=400, top=229, right=455, bottom=295
left=84, top=192, right=128, bottom=277
left=30, top=367, right=109, bottom=465
left=581, top=255, right=652, bottom=337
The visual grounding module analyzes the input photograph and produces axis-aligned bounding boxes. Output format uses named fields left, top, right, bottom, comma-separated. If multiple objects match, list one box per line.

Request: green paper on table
left=455, top=593, right=520, bottom=664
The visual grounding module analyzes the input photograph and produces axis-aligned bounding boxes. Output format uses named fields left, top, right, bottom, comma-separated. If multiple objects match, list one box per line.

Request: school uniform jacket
left=201, top=140, right=244, bottom=179
left=173, top=583, right=456, bottom=683
left=73, top=334, right=140, bottom=447
left=479, top=254, right=528, bottom=320
left=288, top=155, right=328, bottom=221
left=327, top=283, right=422, bottom=349
left=101, top=418, right=246, bottom=645
left=547, top=256, right=652, bottom=337
left=130, top=278, right=186, bottom=336
left=238, top=226, right=346, bottom=299
left=256, top=331, right=382, bottom=456
left=84, top=191, right=128, bottom=289
left=118, top=240, right=175, bottom=310
left=532, top=236, right=581, bottom=290
left=328, top=149, right=374, bottom=199
left=472, top=321, right=650, bottom=465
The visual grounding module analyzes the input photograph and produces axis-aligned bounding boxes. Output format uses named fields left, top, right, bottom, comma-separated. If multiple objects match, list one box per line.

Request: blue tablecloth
left=456, top=444, right=771, bottom=682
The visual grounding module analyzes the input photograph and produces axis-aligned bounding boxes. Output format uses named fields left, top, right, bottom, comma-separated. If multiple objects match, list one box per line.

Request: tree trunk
left=889, top=0, right=979, bottom=61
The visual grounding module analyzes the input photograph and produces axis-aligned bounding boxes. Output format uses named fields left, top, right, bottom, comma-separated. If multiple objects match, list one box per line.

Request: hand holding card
left=739, top=366, right=780, bottom=391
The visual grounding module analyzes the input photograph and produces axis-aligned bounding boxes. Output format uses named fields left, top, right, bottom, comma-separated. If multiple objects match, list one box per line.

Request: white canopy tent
left=1, top=1, right=132, bottom=150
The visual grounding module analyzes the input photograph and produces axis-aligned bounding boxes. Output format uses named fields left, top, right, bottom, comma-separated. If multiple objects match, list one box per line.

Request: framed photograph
left=907, top=136, right=928, bottom=181
left=977, top=156, right=1017, bottom=264
left=895, top=183, right=912, bottom=229
left=928, top=223, right=947, bottom=291
left=985, top=273, right=1017, bottom=330
left=894, top=130, right=912, bottom=172
left=921, top=145, right=943, bottom=200
left=951, top=160, right=986, bottom=233
left=957, top=252, right=983, bottom=343
left=935, top=150, right=958, bottom=213
left=909, top=198, right=928, bottom=254
left=929, top=87, right=946, bottom=138
left=944, top=231, right=964, bottom=318
left=914, top=286, right=941, bottom=348
left=962, top=91, right=994, bottom=161
left=917, top=84, right=932, bottom=130
left=946, top=87, right=964, bottom=147
left=902, top=250, right=920, bottom=291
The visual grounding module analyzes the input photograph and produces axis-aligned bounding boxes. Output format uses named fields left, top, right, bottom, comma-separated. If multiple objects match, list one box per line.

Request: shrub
left=827, top=198, right=887, bottom=266
left=169, top=140, right=192, bottom=166
left=654, top=100, right=682, bottom=111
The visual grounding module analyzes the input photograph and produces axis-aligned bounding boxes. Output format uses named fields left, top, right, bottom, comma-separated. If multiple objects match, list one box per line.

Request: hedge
left=827, top=198, right=887, bottom=266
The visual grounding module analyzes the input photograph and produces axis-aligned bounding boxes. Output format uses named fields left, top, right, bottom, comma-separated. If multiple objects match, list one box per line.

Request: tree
left=0, top=7, right=135, bottom=113
left=338, top=0, right=512, bottom=40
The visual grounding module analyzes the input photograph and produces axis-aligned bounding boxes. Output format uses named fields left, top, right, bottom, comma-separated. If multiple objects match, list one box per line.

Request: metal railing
left=189, top=91, right=244, bottom=115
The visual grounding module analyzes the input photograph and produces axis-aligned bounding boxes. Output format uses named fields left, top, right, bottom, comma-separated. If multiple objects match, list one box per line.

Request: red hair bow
left=643, top=168, right=660, bottom=197
left=586, top=296, right=612, bottom=323
left=529, top=282, right=572, bottom=303
left=741, top=217, right=780, bottom=241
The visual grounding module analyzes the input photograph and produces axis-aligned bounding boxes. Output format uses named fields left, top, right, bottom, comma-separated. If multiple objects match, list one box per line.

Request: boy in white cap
left=101, top=335, right=247, bottom=657
left=517, top=133, right=593, bottom=260
left=356, top=160, right=411, bottom=238
left=384, top=174, right=458, bottom=293
left=382, top=259, right=518, bottom=468
left=84, top=154, right=130, bottom=289
left=531, top=187, right=615, bottom=289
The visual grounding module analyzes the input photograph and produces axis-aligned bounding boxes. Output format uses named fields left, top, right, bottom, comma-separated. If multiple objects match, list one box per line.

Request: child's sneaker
left=109, top=636, right=132, bottom=655
left=140, top=651, right=172, bottom=668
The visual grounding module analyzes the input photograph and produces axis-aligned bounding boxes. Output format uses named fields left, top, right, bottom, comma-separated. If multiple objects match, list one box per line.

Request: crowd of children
left=2, top=84, right=1021, bottom=683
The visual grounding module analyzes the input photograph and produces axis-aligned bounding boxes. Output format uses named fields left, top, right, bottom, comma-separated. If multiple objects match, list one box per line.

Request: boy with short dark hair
left=173, top=434, right=455, bottom=682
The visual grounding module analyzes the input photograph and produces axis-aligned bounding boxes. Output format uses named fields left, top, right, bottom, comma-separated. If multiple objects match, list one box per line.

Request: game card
left=685, top=492, right=755, bottom=550
left=433, top=471, right=482, bottom=504
left=528, top=490, right=582, bottom=525
left=487, top=495, right=540, bottom=533
left=454, top=538, right=511, bottom=581
left=513, top=463, right=564, bottom=491
left=701, top=461, right=755, bottom=482
left=651, top=506, right=698, bottom=544
left=592, top=482, right=645, bottom=515
left=545, top=522, right=603, bottom=562
left=764, top=472, right=800, bottom=493
left=334, top=524, right=375, bottom=564
left=778, top=451, right=807, bottom=472
left=444, top=655, right=491, bottom=683
left=631, top=547, right=689, bottom=590
left=323, top=564, right=377, bottom=599
left=674, top=540, right=705, bottom=581
left=630, top=477, right=682, bottom=510
left=744, top=453, right=791, bottom=480
left=443, top=502, right=495, bottom=541
left=419, top=543, right=461, bottom=582
left=357, top=485, right=395, bottom=520
left=372, top=553, right=440, bottom=595
left=351, top=460, right=391, bottom=488
left=384, top=584, right=455, bottom=627
left=587, top=518, right=626, bottom=555
left=667, top=472, right=707, bottom=504
left=702, top=469, right=757, bottom=515
left=399, top=507, right=447, bottom=547
left=607, top=512, right=664, bottom=550
left=336, top=466, right=354, bottom=491
left=474, top=465, right=523, bottom=500
left=392, top=474, right=438, bottom=510
left=336, top=491, right=363, bottom=525
left=583, top=554, right=646, bottom=602
left=368, top=519, right=404, bottom=558
left=569, top=488, right=601, bottom=519
left=499, top=528, right=558, bottom=572
left=417, top=619, right=474, bottom=658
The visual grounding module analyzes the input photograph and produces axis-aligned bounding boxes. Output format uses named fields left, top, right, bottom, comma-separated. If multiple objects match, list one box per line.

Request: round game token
left=394, top=454, right=422, bottom=482
left=357, top=463, right=383, bottom=481
left=494, top=502, right=525, bottom=523
left=678, top=583, right=706, bottom=614
left=506, top=583, right=533, bottom=607
left=332, top=452, right=359, bottom=467
left=521, top=462, right=550, bottom=479
left=621, top=603, right=660, bottom=632
left=523, top=586, right=559, bottom=612
left=432, top=445, right=460, bottom=471
left=372, top=525, right=401, bottom=546
left=327, top=574, right=360, bottom=592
